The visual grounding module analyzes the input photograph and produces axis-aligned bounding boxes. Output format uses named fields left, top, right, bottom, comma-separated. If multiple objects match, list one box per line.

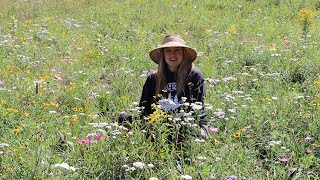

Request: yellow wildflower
left=70, top=116, right=78, bottom=124
left=269, top=44, right=277, bottom=51
left=25, top=19, right=33, bottom=24
left=13, top=128, right=22, bottom=134
left=6, top=108, right=18, bottom=113
left=298, top=8, right=315, bottom=21
left=19, top=123, right=26, bottom=128
left=227, top=25, right=237, bottom=33
left=234, top=132, right=241, bottom=138
left=213, top=139, right=220, bottom=145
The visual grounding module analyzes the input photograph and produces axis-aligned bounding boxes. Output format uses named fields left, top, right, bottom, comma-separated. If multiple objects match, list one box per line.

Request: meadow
left=0, top=0, right=319, bottom=179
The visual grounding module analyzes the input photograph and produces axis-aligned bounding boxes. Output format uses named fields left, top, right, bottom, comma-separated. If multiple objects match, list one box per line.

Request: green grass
left=0, top=0, right=319, bottom=179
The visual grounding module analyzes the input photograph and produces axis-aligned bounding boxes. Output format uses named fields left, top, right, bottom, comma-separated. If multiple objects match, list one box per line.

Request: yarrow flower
left=132, top=162, right=145, bottom=169
left=53, top=162, right=76, bottom=171
left=181, top=175, right=192, bottom=179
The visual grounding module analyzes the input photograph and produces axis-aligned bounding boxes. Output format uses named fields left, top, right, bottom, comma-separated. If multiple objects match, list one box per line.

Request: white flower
left=133, top=162, right=145, bottom=169
left=269, top=141, right=281, bottom=146
left=181, top=97, right=187, bottom=102
left=181, top=175, right=193, bottom=179
left=132, top=101, right=139, bottom=106
left=158, top=99, right=178, bottom=112
left=191, top=102, right=203, bottom=110
left=194, top=138, right=205, bottom=143
left=197, top=156, right=207, bottom=160
left=147, top=163, right=155, bottom=168
left=126, top=167, right=136, bottom=172
left=0, top=143, right=9, bottom=148
left=53, top=163, right=76, bottom=171
left=149, top=177, right=159, bottom=180
left=49, top=111, right=57, bottom=114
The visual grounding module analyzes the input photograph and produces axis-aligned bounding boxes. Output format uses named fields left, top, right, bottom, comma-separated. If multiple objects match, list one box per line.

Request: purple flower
left=85, top=138, right=93, bottom=143
left=306, top=149, right=312, bottom=154
left=210, top=127, right=218, bottom=133
left=77, top=140, right=85, bottom=144
left=281, top=39, right=290, bottom=45
left=95, top=134, right=102, bottom=140
left=228, top=175, right=238, bottom=180
left=0, top=80, right=4, bottom=85
left=277, top=157, right=290, bottom=162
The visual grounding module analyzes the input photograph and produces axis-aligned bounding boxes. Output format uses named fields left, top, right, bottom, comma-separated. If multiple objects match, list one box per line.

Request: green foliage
left=0, top=0, right=319, bottom=179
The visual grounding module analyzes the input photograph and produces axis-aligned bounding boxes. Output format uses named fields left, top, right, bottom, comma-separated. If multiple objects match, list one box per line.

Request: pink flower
left=210, top=127, right=218, bottom=133
left=281, top=39, right=290, bottom=45
left=304, top=136, right=313, bottom=141
left=85, top=138, right=93, bottom=143
left=306, top=149, right=312, bottom=154
left=54, top=75, right=63, bottom=80
left=0, top=80, right=4, bottom=85
left=77, top=139, right=85, bottom=144
left=277, top=157, right=290, bottom=162
left=95, top=134, right=102, bottom=140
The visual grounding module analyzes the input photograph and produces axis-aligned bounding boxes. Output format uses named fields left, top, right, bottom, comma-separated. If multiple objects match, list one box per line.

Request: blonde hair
left=156, top=48, right=193, bottom=95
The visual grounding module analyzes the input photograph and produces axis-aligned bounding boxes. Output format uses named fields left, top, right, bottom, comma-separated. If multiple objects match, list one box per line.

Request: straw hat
left=149, top=35, right=197, bottom=64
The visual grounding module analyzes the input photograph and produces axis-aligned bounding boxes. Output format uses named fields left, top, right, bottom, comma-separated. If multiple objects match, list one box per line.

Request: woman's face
left=163, top=47, right=184, bottom=72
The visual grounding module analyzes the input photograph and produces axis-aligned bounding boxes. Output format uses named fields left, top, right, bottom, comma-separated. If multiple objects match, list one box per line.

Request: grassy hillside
left=0, top=0, right=319, bottom=179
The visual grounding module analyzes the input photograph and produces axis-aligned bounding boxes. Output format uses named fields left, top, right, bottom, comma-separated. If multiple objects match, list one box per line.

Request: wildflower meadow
left=0, top=0, right=319, bottom=179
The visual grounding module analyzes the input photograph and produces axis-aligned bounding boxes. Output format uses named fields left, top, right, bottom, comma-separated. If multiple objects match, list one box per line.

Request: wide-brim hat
left=149, top=35, right=197, bottom=64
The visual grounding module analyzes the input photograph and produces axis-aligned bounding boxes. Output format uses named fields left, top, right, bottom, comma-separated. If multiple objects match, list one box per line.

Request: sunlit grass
left=0, top=0, right=319, bottom=179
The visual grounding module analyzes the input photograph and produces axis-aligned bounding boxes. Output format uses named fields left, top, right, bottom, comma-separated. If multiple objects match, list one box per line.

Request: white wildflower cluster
left=157, top=98, right=177, bottom=112
left=0, top=143, right=9, bottom=155
left=122, top=162, right=155, bottom=172
left=53, top=162, right=76, bottom=171
left=190, top=102, right=203, bottom=110
left=181, top=175, right=193, bottom=179
left=213, top=109, right=225, bottom=119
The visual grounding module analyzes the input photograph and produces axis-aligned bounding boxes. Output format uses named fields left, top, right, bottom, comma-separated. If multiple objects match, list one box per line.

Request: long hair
left=156, top=48, right=193, bottom=95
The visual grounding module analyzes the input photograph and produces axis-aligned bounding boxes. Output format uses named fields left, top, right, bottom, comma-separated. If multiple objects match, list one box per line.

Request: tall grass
left=0, top=0, right=319, bottom=179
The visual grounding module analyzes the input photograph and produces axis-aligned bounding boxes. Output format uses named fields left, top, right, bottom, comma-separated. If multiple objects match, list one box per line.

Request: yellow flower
left=13, top=128, right=22, bottom=134
left=70, top=116, right=78, bottom=124
left=269, top=44, right=277, bottom=51
left=227, top=25, right=237, bottom=33
left=213, top=139, right=220, bottom=145
left=78, top=108, right=84, bottom=112
left=72, top=108, right=78, bottom=112
left=25, top=19, right=33, bottom=24
left=298, top=8, right=315, bottom=21
left=6, top=108, right=18, bottom=113
left=234, top=132, right=241, bottom=138
left=23, top=113, right=30, bottom=117
left=19, top=123, right=26, bottom=128
left=303, top=114, right=311, bottom=119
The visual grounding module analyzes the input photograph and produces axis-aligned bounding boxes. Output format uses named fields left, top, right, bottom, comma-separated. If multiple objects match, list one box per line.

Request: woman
left=139, top=34, right=206, bottom=117
left=119, top=35, right=208, bottom=138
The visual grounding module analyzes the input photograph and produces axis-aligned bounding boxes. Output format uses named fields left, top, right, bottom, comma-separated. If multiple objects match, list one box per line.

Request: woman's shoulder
left=189, top=68, right=204, bottom=79
left=146, top=70, right=157, bottom=80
